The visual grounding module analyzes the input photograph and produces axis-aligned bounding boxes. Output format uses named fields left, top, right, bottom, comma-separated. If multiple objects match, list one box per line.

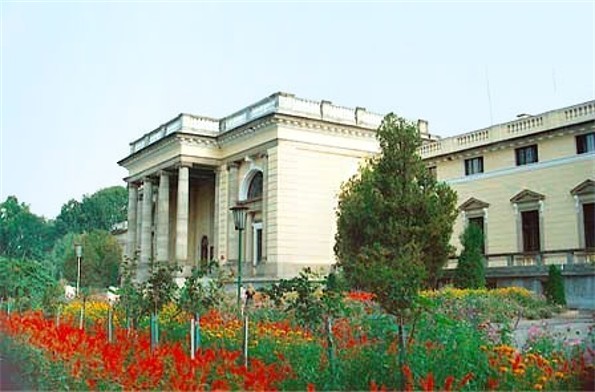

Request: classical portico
left=119, top=92, right=424, bottom=279
left=124, top=164, right=218, bottom=279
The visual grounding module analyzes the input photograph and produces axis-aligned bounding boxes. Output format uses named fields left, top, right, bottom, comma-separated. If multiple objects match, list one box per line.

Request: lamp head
left=230, top=204, right=249, bottom=231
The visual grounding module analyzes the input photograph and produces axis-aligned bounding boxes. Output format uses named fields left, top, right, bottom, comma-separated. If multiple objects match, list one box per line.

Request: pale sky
left=1, top=1, right=594, bottom=219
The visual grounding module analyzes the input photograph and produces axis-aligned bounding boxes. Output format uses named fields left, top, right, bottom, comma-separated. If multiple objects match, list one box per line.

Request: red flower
left=419, top=372, right=434, bottom=392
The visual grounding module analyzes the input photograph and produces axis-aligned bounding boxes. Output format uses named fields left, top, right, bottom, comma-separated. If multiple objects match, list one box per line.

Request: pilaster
left=227, top=162, right=240, bottom=262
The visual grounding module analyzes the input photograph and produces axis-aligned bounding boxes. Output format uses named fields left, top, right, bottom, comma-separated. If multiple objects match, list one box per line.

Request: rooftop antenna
left=485, top=65, right=494, bottom=125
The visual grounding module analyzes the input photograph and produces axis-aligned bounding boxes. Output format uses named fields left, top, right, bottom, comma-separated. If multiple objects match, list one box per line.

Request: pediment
left=458, top=197, right=490, bottom=211
left=510, top=189, right=545, bottom=203
left=570, top=179, right=595, bottom=196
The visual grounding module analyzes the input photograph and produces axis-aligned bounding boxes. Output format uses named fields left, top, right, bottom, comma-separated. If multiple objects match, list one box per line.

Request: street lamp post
left=230, top=204, right=249, bottom=310
left=75, top=244, right=83, bottom=297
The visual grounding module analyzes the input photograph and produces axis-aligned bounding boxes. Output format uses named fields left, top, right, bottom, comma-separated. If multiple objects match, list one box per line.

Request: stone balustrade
left=131, top=114, right=219, bottom=153
left=420, top=100, right=595, bottom=159
left=130, top=92, right=386, bottom=153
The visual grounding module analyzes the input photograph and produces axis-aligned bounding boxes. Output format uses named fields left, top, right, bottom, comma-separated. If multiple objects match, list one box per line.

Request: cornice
left=119, top=136, right=178, bottom=167
left=424, top=123, right=594, bottom=165
left=275, top=114, right=378, bottom=140
left=119, top=133, right=218, bottom=167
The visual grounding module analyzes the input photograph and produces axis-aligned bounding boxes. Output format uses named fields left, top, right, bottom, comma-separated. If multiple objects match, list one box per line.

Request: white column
left=227, top=162, right=240, bottom=262
left=126, top=182, right=138, bottom=260
left=213, top=167, right=221, bottom=261
left=261, top=153, right=268, bottom=261
left=176, top=165, right=190, bottom=263
left=156, top=171, right=170, bottom=262
left=140, top=178, right=154, bottom=279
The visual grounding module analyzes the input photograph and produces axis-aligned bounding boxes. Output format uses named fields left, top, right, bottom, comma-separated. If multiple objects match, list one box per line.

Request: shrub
left=544, top=265, right=566, bottom=306
left=454, top=224, right=485, bottom=289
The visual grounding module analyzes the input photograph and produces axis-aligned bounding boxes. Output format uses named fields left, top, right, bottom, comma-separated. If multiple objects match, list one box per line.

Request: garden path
left=512, top=310, right=594, bottom=349
left=0, top=351, right=26, bottom=391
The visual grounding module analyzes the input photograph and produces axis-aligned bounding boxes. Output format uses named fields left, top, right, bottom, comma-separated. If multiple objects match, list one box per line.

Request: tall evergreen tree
left=335, top=114, right=458, bottom=291
left=544, top=264, right=566, bottom=306
left=454, top=223, right=486, bottom=289
left=335, top=114, right=457, bottom=384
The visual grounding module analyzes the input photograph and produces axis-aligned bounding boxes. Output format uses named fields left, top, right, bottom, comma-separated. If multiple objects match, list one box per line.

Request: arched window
left=247, top=171, right=263, bottom=200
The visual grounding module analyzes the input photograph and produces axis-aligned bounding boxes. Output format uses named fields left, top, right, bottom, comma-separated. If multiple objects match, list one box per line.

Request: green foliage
left=544, top=264, right=566, bottom=306
left=143, top=262, right=181, bottom=315
left=116, top=256, right=145, bottom=328
left=116, top=257, right=180, bottom=327
left=47, top=232, right=77, bottom=280
left=62, top=230, right=122, bottom=289
left=177, top=265, right=224, bottom=316
left=454, top=224, right=486, bottom=289
left=54, top=186, right=127, bottom=236
left=0, top=196, right=55, bottom=260
left=261, top=268, right=345, bottom=331
left=0, top=257, right=56, bottom=309
left=335, top=114, right=457, bottom=293
left=352, top=243, right=426, bottom=319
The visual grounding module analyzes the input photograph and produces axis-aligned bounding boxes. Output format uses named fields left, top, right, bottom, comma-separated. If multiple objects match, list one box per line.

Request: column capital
left=158, top=169, right=171, bottom=177
left=227, top=162, right=240, bottom=171
left=177, top=162, right=192, bottom=169
left=142, top=176, right=154, bottom=184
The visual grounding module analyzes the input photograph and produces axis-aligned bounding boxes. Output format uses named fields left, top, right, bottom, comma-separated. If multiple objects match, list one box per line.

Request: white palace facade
left=119, top=93, right=594, bottom=281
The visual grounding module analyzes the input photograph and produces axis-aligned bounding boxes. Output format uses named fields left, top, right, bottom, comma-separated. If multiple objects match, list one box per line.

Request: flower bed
left=0, top=287, right=592, bottom=391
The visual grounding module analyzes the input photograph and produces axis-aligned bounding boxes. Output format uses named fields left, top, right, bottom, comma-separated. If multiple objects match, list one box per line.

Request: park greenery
left=0, top=186, right=127, bottom=301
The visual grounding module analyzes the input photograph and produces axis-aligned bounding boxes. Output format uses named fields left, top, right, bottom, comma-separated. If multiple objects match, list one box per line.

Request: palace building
left=119, top=93, right=594, bottom=286
left=118, top=92, right=436, bottom=279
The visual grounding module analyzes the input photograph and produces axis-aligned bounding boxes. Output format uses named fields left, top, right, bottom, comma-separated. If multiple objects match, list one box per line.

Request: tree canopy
left=0, top=196, right=54, bottom=260
left=55, top=186, right=127, bottom=236
left=62, top=230, right=122, bottom=289
left=335, top=114, right=458, bottom=299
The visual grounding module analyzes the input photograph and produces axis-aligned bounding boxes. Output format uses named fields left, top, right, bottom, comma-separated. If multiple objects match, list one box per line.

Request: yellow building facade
left=421, top=101, right=595, bottom=269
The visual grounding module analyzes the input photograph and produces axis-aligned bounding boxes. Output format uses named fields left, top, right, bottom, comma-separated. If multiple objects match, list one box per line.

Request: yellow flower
left=555, top=372, right=564, bottom=379
left=534, top=384, right=543, bottom=390
left=499, top=366, right=508, bottom=373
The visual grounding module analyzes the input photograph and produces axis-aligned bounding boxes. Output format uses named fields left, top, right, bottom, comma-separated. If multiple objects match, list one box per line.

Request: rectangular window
left=468, top=216, right=485, bottom=254
left=521, top=210, right=541, bottom=252
left=515, top=145, right=539, bottom=166
left=576, top=132, right=595, bottom=154
left=583, top=203, right=595, bottom=248
left=464, top=157, right=484, bottom=176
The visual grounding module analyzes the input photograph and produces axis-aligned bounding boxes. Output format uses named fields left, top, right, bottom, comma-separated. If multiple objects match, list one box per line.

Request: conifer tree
left=544, top=264, right=566, bottom=306
left=454, top=223, right=486, bottom=289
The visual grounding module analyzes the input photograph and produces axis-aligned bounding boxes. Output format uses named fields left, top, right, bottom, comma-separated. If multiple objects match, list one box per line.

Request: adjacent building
left=119, top=93, right=594, bottom=290
left=421, top=101, right=594, bottom=265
